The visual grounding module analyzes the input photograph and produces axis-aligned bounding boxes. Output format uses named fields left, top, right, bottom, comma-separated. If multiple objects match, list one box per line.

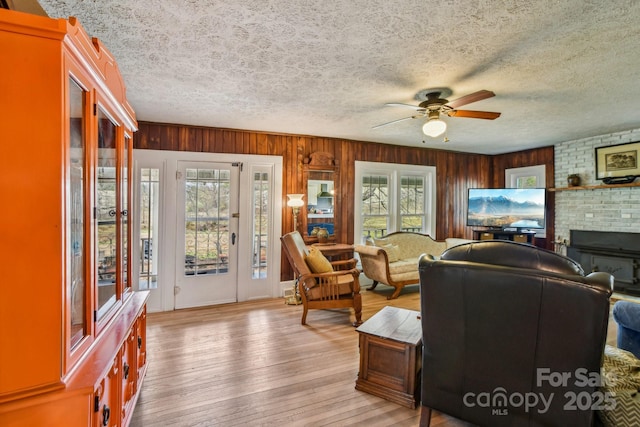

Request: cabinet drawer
left=136, top=308, right=148, bottom=385
left=121, top=329, right=137, bottom=422
left=93, top=356, right=120, bottom=427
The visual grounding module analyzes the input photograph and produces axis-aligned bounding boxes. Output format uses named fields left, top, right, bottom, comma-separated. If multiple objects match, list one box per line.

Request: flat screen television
left=467, top=188, right=546, bottom=230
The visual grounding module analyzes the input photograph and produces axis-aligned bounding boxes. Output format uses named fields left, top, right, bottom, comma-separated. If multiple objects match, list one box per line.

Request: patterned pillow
left=305, top=247, right=333, bottom=273
left=598, top=345, right=640, bottom=427
left=381, top=244, right=400, bottom=263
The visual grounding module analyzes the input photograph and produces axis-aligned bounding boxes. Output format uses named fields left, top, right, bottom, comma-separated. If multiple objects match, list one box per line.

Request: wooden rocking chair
left=280, top=231, right=362, bottom=326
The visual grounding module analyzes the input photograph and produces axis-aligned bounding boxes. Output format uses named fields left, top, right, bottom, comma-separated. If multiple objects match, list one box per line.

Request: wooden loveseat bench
left=354, top=232, right=472, bottom=299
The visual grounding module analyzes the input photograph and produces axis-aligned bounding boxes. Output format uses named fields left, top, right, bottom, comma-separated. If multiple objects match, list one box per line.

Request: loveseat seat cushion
left=388, top=258, right=421, bottom=275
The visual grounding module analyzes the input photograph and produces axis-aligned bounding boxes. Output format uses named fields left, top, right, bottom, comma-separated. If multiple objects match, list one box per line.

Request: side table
left=309, top=242, right=354, bottom=261
left=355, top=306, right=422, bottom=408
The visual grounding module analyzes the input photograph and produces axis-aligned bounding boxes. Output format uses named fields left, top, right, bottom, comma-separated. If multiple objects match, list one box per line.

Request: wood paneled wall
left=491, top=147, right=556, bottom=249
left=134, top=122, right=554, bottom=280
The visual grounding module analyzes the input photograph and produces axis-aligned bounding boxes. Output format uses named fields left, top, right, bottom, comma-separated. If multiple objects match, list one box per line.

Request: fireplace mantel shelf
left=550, top=182, right=640, bottom=192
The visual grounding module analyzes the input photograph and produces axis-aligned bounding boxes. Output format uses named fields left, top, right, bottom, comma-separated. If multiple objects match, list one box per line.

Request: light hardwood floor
left=130, top=281, right=619, bottom=427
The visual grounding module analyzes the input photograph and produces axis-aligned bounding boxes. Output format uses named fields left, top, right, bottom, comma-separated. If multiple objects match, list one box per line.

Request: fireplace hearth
left=567, top=230, right=640, bottom=295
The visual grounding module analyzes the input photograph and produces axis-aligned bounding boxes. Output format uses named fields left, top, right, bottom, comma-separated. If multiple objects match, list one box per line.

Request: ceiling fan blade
left=447, top=110, right=501, bottom=120
left=372, top=115, right=422, bottom=129
left=385, top=103, right=427, bottom=112
left=445, top=90, right=495, bottom=109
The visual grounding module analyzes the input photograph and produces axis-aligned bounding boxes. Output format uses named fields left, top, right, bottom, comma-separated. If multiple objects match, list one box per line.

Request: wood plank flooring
left=130, top=281, right=619, bottom=427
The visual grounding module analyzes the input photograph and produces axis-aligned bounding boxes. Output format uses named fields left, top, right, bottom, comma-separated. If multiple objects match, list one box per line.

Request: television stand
left=473, top=229, right=536, bottom=244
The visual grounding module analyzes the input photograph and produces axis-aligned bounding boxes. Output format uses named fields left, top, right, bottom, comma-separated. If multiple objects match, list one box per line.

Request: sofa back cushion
left=374, top=232, right=447, bottom=260
left=441, top=240, right=584, bottom=276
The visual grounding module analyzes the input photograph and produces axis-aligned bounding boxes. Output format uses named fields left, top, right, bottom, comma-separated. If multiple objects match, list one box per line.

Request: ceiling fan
left=373, top=88, right=501, bottom=137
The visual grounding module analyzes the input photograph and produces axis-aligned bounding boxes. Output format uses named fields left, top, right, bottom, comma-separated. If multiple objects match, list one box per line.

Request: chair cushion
left=598, top=345, right=640, bottom=427
left=305, top=246, right=333, bottom=273
left=306, top=274, right=354, bottom=300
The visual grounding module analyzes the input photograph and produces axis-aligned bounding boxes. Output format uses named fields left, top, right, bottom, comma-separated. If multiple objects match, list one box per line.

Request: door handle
left=232, top=233, right=236, bottom=245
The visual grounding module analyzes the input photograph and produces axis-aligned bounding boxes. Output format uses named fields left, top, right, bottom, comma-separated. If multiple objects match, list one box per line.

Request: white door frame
left=132, top=149, right=283, bottom=312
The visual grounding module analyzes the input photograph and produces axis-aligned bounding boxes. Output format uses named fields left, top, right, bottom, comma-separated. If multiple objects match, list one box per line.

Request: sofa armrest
left=298, top=268, right=361, bottom=293
left=354, top=244, right=385, bottom=257
left=585, top=271, right=615, bottom=293
left=354, top=244, right=392, bottom=285
left=331, top=258, right=357, bottom=271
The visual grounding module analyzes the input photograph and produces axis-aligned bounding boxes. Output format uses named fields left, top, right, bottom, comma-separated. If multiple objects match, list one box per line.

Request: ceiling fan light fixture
left=422, top=118, right=447, bottom=137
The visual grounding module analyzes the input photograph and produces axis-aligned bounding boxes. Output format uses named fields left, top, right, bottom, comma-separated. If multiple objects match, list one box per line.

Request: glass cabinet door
left=96, top=107, right=118, bottom=319
left=120, top=135, right=131, bottom=293
left=68, top=77, right=87, bottom=348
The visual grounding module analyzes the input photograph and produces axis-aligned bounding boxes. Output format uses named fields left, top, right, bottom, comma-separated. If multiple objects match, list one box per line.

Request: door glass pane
left=400, top=176, right=425, bottom=232
left=69, top=77, right=86, bottom=348
left=97, top=108, right=117, bottom=317
left=121, top=136, right=130, bottom=290
left=252, top=172, right=269, bottom=279
left=184, top=168, right=230, bottom=276
left=139, top=168, right=159, bottom=290
left=361, top=175, right=389, bottom=238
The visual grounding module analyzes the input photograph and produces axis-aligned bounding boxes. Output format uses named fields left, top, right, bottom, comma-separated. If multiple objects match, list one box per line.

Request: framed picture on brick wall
left=595, top=141, right=640, bottom=182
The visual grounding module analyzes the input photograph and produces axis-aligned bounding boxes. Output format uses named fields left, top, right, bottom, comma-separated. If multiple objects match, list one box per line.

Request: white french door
left=174, top=161, right=240, bottom=308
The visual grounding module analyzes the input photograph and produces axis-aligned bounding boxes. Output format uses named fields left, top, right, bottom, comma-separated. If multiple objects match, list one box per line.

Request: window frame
left=354, top=161, right=436, bottom=244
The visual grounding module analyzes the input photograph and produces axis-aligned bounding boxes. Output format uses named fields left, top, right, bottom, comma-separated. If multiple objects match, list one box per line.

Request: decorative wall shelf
left=550, top=182, right=640, bottom=192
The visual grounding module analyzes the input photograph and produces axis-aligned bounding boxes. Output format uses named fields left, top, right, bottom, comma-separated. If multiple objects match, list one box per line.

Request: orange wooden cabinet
left=0, top=9, right=148, bottom=426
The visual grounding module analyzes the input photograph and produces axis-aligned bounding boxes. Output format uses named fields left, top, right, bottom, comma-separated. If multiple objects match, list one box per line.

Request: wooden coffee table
left=355, top=306, right=422, bottom=408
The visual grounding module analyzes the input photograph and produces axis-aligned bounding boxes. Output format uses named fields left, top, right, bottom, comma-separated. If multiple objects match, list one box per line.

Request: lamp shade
left=422, top=119, right=447, bottom=137
left=286, top=194, right=305, bottom=208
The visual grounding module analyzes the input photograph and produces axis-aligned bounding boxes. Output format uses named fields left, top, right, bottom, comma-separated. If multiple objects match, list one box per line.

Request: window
left=355, top=161, right=436, bottom=244
left=139, top=168, right=159, bottom=290
left=183, top=168, right=231, bottom=276
left=361, top=175, right=390, bottom=238
left=506, top=165, right=545, bottom=189
left=252, top=171, right=270, bottom=279
left=506, top=165, right=546, bottom=237
left=400, top=176, right=425, bottom=232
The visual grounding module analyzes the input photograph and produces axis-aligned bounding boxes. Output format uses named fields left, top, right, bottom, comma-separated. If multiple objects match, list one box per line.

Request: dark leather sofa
left=418, top=240, right=613, bottom=427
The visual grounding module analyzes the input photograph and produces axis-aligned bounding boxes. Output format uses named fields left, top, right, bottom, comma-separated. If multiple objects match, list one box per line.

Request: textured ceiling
left=36, top=0, right=640, bottom=154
